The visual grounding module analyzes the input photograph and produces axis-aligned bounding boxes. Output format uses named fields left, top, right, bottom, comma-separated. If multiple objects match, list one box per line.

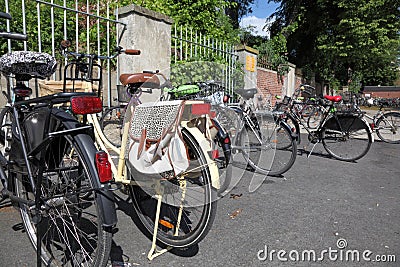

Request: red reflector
left=223, top=95, right=229, bottom=103
left=71, top=96, right=102, bottom=115
left=15, top=88, right=32, bottom=97
left=191, top=103, right=211, bottom=115
left=212, top=149, right=219, bottom=159
left=224, top=137, right=230, bottom=144
left=95, top=151, right=112, bottom=183
left=369, top=123, right=375, bottom=130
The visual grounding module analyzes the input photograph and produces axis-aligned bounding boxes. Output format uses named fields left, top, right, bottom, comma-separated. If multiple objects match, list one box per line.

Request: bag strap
left=137, top=128, right=147, bottom=159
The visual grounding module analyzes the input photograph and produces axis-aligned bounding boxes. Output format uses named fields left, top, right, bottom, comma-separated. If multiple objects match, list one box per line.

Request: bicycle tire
left=14, top=120, right=112, bottom=267
left=283, top=112, right=300, bottom=144
left=211, top=117, right=232, bottom=195
left=129, top=129, right=217, bottom=248
left=0, top=106, right=15, bottom=147
left=307, top=107, right=324, bottom=129
left=375, top=112, right=400, bottom=143
left=322, top=115, right=372, bottom=161
left=100, top=106, right=125, bottom=148
left=238, top=117, right=297, bottom=176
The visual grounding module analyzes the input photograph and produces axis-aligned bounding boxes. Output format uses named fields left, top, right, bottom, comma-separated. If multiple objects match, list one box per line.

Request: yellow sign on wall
left=245, top=55, right=256, bottom=72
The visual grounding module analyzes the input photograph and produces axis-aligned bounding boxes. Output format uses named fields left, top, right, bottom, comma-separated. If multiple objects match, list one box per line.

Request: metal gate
left=0, top=0, right=124, bottom=106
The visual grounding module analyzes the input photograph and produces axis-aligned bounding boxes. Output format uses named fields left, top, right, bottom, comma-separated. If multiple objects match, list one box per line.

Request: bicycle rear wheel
left=100, top=106, right=125, bottom=147
left=129, top=129, right=217, bottom=248
left=14, top=129, right=112, bottom=266
left=375, top=112, right=400, bottom=143
left=322, top=115, right=372, bottom=161
left=238, top=116, right=297, bottom=176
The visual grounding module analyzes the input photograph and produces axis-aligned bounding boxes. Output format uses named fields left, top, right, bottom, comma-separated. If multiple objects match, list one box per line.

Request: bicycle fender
left=360, top=116, right=374, bottom=142
left=279, top=119, right=298, bottom=140
left=181, top=121, right=220, bottom=190
left=51, top=109, right=118, bottom=227
left=286, top=113, right=301, bottom=143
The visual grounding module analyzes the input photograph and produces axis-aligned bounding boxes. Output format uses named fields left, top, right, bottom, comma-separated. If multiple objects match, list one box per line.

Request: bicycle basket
left=298, top=85, right=316, bottom=97
left=282, top=95, right=291, bottom=105
left=117, top=84, right=131, bottom=103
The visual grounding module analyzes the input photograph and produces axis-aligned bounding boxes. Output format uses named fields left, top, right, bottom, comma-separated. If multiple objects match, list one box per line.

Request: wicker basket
left=38, top=80, right=98, bottom=96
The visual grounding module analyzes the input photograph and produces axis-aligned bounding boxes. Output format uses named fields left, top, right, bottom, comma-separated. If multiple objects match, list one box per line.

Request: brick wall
left=256, top=67, right=305, bottom=106
left=256, top=68, right=284, bottom=106
left=366, top=91, right=400, bottom=98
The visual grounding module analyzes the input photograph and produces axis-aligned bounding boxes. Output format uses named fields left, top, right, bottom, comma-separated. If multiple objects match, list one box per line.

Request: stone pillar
left=284, top=63, right=296, bottom=96
left=117, top=5, right=173, bottom=102
left=236, top=45, right=258, bottom=90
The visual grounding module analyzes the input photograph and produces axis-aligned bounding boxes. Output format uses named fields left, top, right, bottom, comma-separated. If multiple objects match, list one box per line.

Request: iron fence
left=171, top=25, right=240, bottom=96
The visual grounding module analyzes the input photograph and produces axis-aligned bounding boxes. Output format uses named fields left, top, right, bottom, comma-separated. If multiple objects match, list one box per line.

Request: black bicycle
left=276, top=85, right=373, bottom=161
left=0, top=12, right=116, bottom=267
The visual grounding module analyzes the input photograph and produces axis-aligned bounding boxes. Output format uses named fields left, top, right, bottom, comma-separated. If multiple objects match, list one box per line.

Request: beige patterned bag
left=127, top=100, right=189, bottom=178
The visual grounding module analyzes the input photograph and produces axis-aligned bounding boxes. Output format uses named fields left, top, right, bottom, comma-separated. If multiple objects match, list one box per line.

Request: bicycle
left=161, top=81, right=233, bottom=194
left=59, top=41, right=219, bottom=259
left=223, top=88, right=297, bottom=176
left=163, top=82, right=298, bottom=178
left=0, top=12, right=116, bottom=267
left=276, top=84, right=373, bottom=161
left=353, top=101, right=400, bottom=144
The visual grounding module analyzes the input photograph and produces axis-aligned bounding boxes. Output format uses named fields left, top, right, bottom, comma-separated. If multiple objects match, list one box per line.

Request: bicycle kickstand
left=307, top=140, right=320, bottom=158
left=147, top=181, right=171, bottom=260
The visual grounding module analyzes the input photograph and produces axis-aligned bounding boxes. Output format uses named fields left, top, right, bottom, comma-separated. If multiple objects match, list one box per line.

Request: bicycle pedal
left=0, top=153, right=7, bottom=166
left=0, top=188, right=9, bottom=199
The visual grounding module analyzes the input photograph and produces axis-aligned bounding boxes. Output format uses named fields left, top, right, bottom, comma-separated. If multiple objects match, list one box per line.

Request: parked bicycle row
left=1, top=10, right=399, bottom=267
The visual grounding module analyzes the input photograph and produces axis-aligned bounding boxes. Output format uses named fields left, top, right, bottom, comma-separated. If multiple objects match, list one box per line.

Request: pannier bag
left=127, top=100, right=189, bottom=179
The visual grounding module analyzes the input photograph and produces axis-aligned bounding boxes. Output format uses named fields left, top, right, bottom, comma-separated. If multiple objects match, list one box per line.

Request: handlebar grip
left=0, top=32, right=27, bottom=41
left=0, top=12, right=12, bottom=20
left=124, top=49, right=141, bottom=55
left=60, top=39, right=71, bottom=49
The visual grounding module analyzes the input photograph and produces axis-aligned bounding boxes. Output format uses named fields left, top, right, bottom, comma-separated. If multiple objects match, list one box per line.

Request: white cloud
left=239, top=16, right=270, bottom=37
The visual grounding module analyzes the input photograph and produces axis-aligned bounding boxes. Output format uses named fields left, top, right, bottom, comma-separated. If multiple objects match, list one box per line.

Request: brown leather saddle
left=119, top=72, right=161, bottom=89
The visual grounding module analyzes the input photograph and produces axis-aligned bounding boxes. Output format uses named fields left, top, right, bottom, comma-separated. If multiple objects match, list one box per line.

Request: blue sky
left=239, top=1, right=280, bottom=37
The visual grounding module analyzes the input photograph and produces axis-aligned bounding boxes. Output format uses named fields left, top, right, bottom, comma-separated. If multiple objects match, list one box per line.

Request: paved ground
left=0, top=134, right=399, bottom=266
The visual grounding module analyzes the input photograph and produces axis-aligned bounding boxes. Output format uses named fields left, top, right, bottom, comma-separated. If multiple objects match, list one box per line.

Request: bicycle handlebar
left=0, top=32, right=28, bottom=41
left=61, top=40, right=140, bottom=60
left=0, top=12, right=12, bottom=20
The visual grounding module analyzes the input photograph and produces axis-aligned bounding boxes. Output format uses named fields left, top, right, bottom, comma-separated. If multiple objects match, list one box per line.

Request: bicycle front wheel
left=100, top=106, right=125, bottom=147
left=307, top=107, right=324, bottom=129
left=129, top=129, right=217, bottom=248
left=14, top=131, right=112, bottom=267
left=238, top=116, right=297, bottom=176
left=322, top=115, right=372, bottom=161
left=376, top=112, right=400, bottom=143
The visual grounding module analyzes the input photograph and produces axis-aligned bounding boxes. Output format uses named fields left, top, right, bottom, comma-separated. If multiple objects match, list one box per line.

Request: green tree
left=112, top=0, right=239, bottom=42
left=267, top=0, right=400, bottom=88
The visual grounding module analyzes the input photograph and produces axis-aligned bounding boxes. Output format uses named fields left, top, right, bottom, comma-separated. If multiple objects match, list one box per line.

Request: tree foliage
left=267, top=0, right=400, bottom=88
left=111, top=0, right=239, bottom=42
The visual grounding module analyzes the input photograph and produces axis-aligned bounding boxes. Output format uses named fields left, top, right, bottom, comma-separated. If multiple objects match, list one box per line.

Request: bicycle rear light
left=369, top=123, right=375, bottom=130
left=95, top=151, right=112, bottom=183
left=223, top=95, right=230, bottom=103
left=71, top=96, right=102, bottom=115
left=191, top=103, right=211, bottom=115
left=212, top=149, right=219, bottom=159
